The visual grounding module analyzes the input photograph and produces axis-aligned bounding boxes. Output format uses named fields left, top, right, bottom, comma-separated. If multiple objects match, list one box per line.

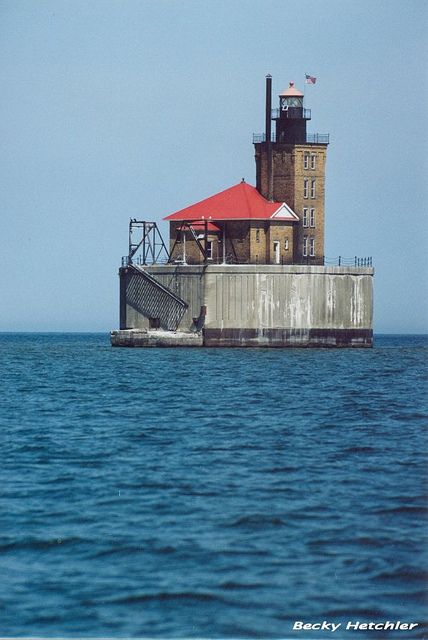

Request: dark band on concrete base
left=203, top=328, right=373, bottom=348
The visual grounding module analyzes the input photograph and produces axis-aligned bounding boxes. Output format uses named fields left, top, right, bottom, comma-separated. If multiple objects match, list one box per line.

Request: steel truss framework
left=126, top=220, right=169, bottom=265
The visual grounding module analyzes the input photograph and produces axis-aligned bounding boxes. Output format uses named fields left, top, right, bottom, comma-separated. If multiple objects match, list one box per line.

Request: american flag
left=305, top=74, right=317, bottom=84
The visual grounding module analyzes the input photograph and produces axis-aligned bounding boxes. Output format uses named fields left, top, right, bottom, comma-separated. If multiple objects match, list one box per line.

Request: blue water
left=0, top=334, right=427, bottom=639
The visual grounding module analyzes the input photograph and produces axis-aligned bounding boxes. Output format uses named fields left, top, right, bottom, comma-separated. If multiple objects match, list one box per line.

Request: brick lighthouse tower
left=253, top=75, right=329, bottom=265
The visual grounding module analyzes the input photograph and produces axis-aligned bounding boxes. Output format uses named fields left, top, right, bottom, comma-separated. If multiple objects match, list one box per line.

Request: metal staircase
left=126, top=265, right=188, bottom=331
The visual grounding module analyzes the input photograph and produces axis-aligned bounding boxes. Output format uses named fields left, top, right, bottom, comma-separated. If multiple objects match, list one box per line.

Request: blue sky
left=1, top=0, right=427, bottom=332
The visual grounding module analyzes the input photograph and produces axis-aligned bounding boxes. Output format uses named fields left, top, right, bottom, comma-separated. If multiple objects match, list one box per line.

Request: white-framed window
left=284, top=238, right=289, bottom=250
left=310, top=237, right=315, bottom=257
left=304, top=154, right=309, bottom=169
left=206, top=240, right=213, bottom=260
left=303, top=236, right=308, bottom=257
left=311, top=154, right=316, bottom=169
left=310, top=208, right=315, bottom=228
left=303, top=178, right=309, bottom=198
left=303, top=208, right=308, bottom=227
left=311, top=179, right=316, bottom=198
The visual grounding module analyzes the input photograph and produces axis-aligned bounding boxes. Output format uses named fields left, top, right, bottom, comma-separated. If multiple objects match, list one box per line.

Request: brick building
left=165, top=76, right=329, bottom=265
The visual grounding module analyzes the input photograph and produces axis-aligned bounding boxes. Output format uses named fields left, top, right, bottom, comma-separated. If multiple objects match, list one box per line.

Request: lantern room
left=275, top=81, right=311, bottom=144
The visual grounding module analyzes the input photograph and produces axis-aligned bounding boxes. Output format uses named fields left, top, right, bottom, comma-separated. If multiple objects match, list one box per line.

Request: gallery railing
left=253, top=132, right=330, bottom=144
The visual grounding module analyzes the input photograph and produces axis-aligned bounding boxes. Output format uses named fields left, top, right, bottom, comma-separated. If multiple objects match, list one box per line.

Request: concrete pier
left=111, top=329, right=203, bottom=347
left=113, top=264, right=374, bottom=347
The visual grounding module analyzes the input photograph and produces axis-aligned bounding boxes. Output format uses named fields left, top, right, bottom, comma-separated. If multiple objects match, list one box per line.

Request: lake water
left=0, top=334, right=427, bottom=638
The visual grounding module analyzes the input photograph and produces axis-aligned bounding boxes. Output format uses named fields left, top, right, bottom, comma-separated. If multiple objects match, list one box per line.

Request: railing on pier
left=122, top=254, right=169, bottom=267
left=126, top=256, right=374, bottom=267
left=324, top=256, right=373, bottom=267
left=122, top=254, right=373, bottom=268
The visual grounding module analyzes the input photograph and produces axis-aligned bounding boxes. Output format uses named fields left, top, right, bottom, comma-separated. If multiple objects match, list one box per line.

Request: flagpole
left=304, top=73, right=308, bottom=108
left=303, top=73, right=316, bottom=105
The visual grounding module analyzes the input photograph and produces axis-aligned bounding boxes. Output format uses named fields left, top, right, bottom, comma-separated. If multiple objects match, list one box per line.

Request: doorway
left=273, top=241, right=280, bottom=264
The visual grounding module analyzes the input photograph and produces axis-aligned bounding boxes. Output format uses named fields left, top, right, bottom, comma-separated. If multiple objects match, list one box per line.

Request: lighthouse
left=254, top=77, right=329, bottom=265
left=112, top=75, right=373, bottom=348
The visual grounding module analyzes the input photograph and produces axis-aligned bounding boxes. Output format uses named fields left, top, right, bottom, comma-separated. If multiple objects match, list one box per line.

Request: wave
left=374, top=568, right=428, bottom=583
left=229, top=514, right=285, bottom=528
left=343, top=446, right=377, bottom=454
left=91, top=544, right=177, bottom=559
left=261, top=465, right=300, bottom=473
left=0, top=536, right=86, bottom=552
left=323, top=607, right=388, bottom=618
left=218, top=548, right=269, bottom=557
left=306, top=535, right=390, bottom=551
left=374, top=506, right=428, bottom=516
left=219, top=580, right=266, bottom=590
left=110, top=591, right=229, bottom=605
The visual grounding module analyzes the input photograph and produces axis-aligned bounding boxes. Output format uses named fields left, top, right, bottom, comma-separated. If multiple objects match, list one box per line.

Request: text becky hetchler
left=292, top=621, right=419, bottom=632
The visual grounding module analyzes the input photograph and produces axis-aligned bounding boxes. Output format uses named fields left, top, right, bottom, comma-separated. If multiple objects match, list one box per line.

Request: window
left=310, top=208, right=315, bottom=228
left=255, top=228, right=260, bottom=243
left=311, top=179, right=316, bottom=198
left=304, top=154, right=309, bottom=169
left=311, top=154, right=316, bottom=169
left=303, top=208, right=308, bottom=227
left=310, top=237, right=315, bottom=257
left=303, top=178, right=309, bottom=198
left=206, top=240, right=213, bottom=260
left=303, top=236, right=308, bottom=257
left=284, top=238, right=289, bottom=250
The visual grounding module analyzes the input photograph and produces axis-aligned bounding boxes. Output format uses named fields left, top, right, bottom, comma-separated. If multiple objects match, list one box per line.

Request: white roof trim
left=270, top=203, right=300, bottom=221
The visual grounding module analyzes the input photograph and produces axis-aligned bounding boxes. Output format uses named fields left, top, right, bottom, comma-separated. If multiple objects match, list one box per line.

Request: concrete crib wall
left=137, top=264, right=374, bottom=347
left=202, top=265, right=373, bottom=346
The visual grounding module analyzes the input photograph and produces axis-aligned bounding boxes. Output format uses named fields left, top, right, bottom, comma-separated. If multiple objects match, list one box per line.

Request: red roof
left=164, top=182, right=299, bottom=222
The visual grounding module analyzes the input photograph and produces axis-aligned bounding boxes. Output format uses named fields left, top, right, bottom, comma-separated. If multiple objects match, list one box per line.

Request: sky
left=1, top=0, right=427, bottom=333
